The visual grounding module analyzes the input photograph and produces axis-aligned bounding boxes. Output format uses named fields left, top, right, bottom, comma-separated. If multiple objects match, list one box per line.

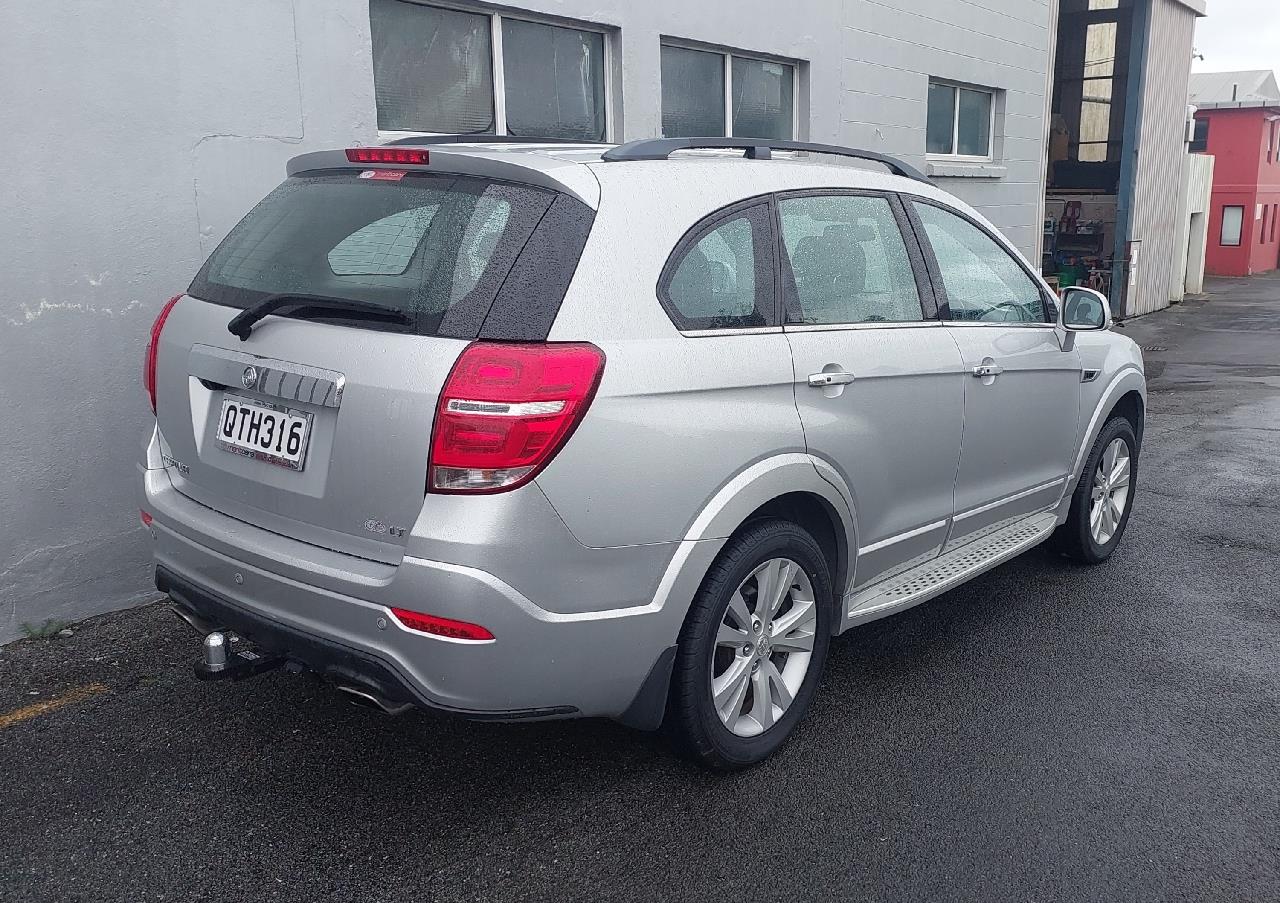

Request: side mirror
left=1060, top=286, right=1111, bottom=331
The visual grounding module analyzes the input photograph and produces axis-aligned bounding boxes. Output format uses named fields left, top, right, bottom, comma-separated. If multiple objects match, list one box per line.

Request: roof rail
left=383, top=134, right=603, bottom=146
left=600, top=137, right=929, bottom=182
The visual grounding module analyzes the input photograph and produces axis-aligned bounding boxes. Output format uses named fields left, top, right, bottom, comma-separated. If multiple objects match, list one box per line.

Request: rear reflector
left=346, top=147, right=430, bottom=165
left=144, top=294, right=182, bottom=414
left=429, top=342, right=605, bottom=493
left=390, top=608, right=494, bottom=641
left=139, top=509, right=153, bottom=527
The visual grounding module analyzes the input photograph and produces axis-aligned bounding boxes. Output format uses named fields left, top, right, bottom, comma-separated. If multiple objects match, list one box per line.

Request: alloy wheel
left=710, top=558, right=818, bottom=737
left=1090, top=437, right=1131, bottom=545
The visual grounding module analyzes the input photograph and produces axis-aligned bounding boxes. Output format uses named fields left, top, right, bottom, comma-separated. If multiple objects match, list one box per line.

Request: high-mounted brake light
left=390, top=608, right=494, bottom=642
left=346, top=147, right=430, bottom=165
left=429, top=342, right=605, bottom=494
left=144, top=294, right=182, bottom=414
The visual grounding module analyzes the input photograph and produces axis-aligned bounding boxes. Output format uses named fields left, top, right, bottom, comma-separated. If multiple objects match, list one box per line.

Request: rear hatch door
left=154, top=167, right=583, bottom=563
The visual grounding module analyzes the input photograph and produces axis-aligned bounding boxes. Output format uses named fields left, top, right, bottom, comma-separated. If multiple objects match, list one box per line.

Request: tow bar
left=195, top=630, right=286, bottom=682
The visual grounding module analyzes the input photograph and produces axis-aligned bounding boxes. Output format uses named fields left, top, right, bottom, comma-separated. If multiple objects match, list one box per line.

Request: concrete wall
left=0, top=0, right=1053, bottom=642
left=0, top=0, right=378, bottom=641
left=838, top=0, right=1056, bottom=256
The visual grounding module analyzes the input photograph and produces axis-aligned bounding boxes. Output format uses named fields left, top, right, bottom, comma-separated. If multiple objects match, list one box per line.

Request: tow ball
left=195, top=630, right=285, bottom=682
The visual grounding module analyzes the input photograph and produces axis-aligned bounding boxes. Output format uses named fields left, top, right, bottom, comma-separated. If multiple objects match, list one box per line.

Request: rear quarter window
left=657, top=201, right=777, bottom=331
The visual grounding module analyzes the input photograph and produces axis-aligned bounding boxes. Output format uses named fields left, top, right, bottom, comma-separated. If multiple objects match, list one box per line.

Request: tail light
left=144, top=294, right=182, bottom=413
left=429, top=342, right=605, bottom=493
left=390, top=607, right=494, bottom=642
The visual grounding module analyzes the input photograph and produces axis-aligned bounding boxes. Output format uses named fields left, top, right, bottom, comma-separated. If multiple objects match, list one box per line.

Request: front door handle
left=971, top=363, right=1004, bottom=378
left=808, top=370, right=856, bottom=387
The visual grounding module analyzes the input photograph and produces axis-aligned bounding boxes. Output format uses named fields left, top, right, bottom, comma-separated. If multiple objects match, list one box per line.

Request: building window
left=1077, top=21, right=1117, bottom=162
left=369, top=0, right=609, bottom=141
left=1220, top=206, right=1244, bottom=247
left=1264, top=205, right=1271, bottom=245
left=1272, top=204, right=1278, bottom=243
left=1190, top=118, right=1210, bottom=154
left=661, top=44, right=796, bottom=140
left=926, top=81, right=994, bottom=159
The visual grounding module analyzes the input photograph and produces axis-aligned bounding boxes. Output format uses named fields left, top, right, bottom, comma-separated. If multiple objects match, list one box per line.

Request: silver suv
left=139, top=136, right=1145, bottom=770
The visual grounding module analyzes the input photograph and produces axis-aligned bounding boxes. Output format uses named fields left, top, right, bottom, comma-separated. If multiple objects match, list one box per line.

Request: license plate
left=216, top=395, right=313, bottom=471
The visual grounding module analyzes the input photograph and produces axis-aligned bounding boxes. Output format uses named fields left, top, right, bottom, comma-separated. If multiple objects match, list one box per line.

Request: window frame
left=656, top=196, right=781, bottom=335
left=659, top=38, right=800, bottom=141
left=1189, top=118, right=1210, bottom=154
left=1220, top=205, right=1244, bottom=248
left=904, top=195, right=1057, bottom=327
left=771, top=188, right=938, bottom=330
left=926, top=80, right=997, bottom=162
left=374, top=1, right=615, bottom=142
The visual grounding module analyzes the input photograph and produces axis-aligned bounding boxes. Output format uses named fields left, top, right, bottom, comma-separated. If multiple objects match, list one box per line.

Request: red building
left=1190, top=71, right=1280, bottom=277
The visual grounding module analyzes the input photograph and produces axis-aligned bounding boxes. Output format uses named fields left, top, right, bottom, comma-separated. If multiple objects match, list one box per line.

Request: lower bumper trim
left=156, top=566, right=578, bottom=722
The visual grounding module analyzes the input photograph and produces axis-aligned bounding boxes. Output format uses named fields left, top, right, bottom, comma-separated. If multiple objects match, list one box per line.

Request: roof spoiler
left=600, top=137, right=929, bottom=183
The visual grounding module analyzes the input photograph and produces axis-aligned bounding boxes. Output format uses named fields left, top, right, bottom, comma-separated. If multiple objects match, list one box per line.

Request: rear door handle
left=971, top=363, right=1004, bottom=378
left=808, top=370, right=856, bottom=387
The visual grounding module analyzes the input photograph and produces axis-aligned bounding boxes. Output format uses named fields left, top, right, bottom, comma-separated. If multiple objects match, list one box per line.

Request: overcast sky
left=1192, top=0, right=1280, bottom=74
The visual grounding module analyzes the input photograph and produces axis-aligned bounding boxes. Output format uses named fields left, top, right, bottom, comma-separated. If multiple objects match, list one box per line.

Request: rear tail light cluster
left=429, top=342, right=605, bottom=493
left=144, top=294, right=182, bottom=414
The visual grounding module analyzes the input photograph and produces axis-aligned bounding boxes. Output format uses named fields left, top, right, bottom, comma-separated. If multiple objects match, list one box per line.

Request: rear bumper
left=158, top=567, right=572, bottom=720
left=139, top=451, right=721, bottom=724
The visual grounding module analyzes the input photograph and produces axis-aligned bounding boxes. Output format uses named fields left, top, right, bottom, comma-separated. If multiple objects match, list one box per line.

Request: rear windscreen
left=188, top=171, right=556, bottom=337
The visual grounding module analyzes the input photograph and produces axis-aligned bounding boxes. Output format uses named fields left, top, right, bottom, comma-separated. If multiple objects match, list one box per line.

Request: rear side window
left=778, top=194, right=923, bottom=325
left=659, top=203, right=776, bottom=331
left=188, top=171, right=585, bottom=339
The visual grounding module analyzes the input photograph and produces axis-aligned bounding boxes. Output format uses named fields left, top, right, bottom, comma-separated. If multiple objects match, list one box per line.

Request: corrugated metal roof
left=1189, top=70, right=1280, bottom=106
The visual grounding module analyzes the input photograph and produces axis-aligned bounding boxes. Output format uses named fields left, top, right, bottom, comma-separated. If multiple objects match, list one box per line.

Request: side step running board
left=843, top=512, right=1059, bottom=630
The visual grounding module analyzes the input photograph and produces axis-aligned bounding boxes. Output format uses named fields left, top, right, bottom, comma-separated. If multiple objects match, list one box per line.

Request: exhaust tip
left=335, top=684, right=414, bottom=716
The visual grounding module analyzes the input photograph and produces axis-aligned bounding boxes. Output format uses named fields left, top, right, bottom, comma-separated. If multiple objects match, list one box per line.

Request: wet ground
left=2, top=274, right=1278, bottom=902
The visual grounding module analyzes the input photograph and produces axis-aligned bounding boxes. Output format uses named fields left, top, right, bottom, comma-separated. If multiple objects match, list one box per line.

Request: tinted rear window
left=189, top=171, right=557, bottom=337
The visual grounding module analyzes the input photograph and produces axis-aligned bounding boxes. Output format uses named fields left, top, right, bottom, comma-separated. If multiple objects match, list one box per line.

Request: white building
left=0, top=0, right=1204, bottom=640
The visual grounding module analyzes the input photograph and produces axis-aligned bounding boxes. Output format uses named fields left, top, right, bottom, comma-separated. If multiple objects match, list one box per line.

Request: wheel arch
left=625, top=456, right=856, bottom=730
left=1065, top=368, right=1146, bottom=501
left=737, top=492, right=849, bottom=612
left=674, top=454, right=856, bottom=630
left=1109, top=389, right=1146, bottom=447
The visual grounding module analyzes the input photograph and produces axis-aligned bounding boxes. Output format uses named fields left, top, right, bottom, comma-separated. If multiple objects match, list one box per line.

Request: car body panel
left=154, top=297, right=466, bottom=564
left=140, top=141, right=1146, bottom=723
left=785, top=323, right=965, bottom=588
left=943, top=324, right=1083, bottom=544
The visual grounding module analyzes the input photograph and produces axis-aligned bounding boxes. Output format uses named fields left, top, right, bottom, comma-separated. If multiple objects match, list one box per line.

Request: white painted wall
left=0, top=0, right=378, bottom=640
left=0, top=0, right=1054, bottom=641
left=1175, top=153, right=1215, bottom=297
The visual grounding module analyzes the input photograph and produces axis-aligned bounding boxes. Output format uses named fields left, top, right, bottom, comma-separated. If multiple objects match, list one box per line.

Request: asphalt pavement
left=2, top=274, right=1278, bottom=902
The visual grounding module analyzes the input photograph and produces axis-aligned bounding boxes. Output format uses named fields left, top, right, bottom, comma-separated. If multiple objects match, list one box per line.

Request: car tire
left=1055, top=416, right=1138, bottom=564
left=666, top=518, right=833, bottom=771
